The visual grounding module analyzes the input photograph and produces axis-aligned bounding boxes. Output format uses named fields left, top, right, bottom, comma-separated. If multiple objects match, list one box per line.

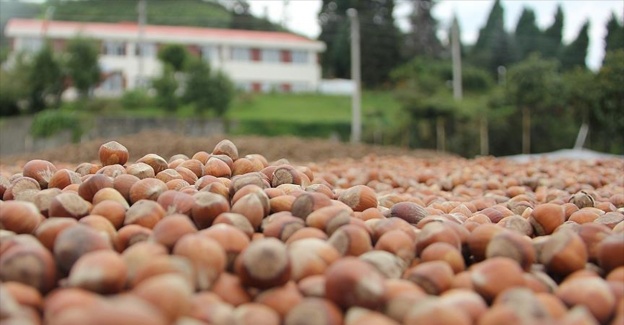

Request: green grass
left=227, top=91, right=402, bottom=124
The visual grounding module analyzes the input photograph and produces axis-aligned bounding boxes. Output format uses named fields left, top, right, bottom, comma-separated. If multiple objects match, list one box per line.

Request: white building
left=4, top=18, right=326, bottom=96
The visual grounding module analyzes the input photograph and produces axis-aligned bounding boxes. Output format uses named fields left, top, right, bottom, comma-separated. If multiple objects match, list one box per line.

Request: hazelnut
left=178, top=159, right=204, bottom=178
left=290, top=192, right=333, bottom=220
left=131, top=255, right=195, bottom=289
left=129, top=177, right=167, bottom=204
left=389, top=201, right=429, bottom=224
left=404, top=297, right=472, bottom=325
left=467, top=223, right=505, bottom=262
left=136, top=153, right=168, bottom=174
left=132, top=273, right=193, bottom=323
left=415, top=221, right=461, bottom=256
left=420, top=241, right=466, bottom=274
left=375, top=229, right=416, bottom=266
left=112, top=173, right=140, bottom=203
left=3, top=281, right=43, bottom=312
left=213, top=212, right=255, bottom=238
left=34, top=217, right=78, bottom=251
left=90, top=200, right=127, bottom=229
left=262, top=214, right=305, bottom=242
left=48, top=169, right=82, bottom=190
left=117, top=224, right=152, bottom=251
left=0, top=242, right=57, bottom=293
left=254, top=281, right=304, bottom=319
left=497, top=215, right=533, bottom=236
left=204, top=156, right=232, bottom=178
left=125, top=162, right=155, bottom=179
left=284, top=297, right=343, bottom=325
left=98, top=141, right=129, bottom=166
left=539, top=229, right=588, bottom=277
left=232, top=303, right=280, bottom=325
left=328, top=224, right=373, bottom=256
left=74, top=162, right=100, bottom=176
left=77, top=174, right=113, bottom=202
left=337, top=185, right=377, bottom=212
left=212, top=139, right=239, bottom=160
left=211, top=271, right=253, bottom=306
left=191, top=191, right=231, bottom=229
left=324, top=257, right=386, bottom=310
left=0, top=201, right=44, bottom=234
left=231, top=192, right=270, bottom=230
left=124, top=199, right=166, bottom=229
left=53, top=224, right=113, bottom=274
left=199, top=224, right=250, bottom=271
left=22, top=159, right=57, bottom=188
left=121, top=241, right=168, bottom=286
left=172, top=233, right=226, bottom=290
left=359, top=250, right=407, bottom=279
left=486, top=230, right=536, bottom=271
left=529, top=203, right=565, bottom=236
left=65, top=250, right=127, bottom=294
left=287, top=238, right=341, bottom=281
left=345, top=307, right=401, bottom=325
left=95, top=164, right=126, bottom=178
left=285, top=226, right=328, bottom=244
left=48, top=192, right=91, bottom=219
left=470, top=257, right=525, bottom=303
left=597, top=234, right=624, bottom=273
left=234, top=237, right=291, bottom=289
left=149, top=214, right=198, bottom=250
left=556, top=276, right=616, bottom=324
left=156, top=190, right=194, bottom=216
left=404, top=260, right=454, bottom=295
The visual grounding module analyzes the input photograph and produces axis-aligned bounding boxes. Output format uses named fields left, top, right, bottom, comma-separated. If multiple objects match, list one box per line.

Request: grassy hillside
left=0, top=0, right=286, bottom=54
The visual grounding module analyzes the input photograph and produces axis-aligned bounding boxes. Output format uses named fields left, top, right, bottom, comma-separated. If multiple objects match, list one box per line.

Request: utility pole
left=137, top=0, right=146, bottom=88
left=451, top=15, right=462, bottom=101
left=347, top=8, right=361, bottom=144
left=41, top=6, right=55, bottom=39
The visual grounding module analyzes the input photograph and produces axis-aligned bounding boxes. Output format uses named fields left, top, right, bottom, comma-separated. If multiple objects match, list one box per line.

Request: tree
left=318, top=0, right=402, bottom=87
left=183, top=59, right=234, bottom=116
left=560, top=20, right=589, bottom=71
left=541, top=5, right=564, bottom=59
left=153, top=64, right=179, bottom=112
left=514, top=7, right=541, bottom=61
left=561, top=67, right=599, bottom=149
left=469, top=0, right=515, bottom=76
left=406, top=0, right=444, bottom=59
left=604, top=12, right=624, bottom=57
left=158, top=44, right=189, bottom=72
left=506, top=54, right=562, bottom=154
left=28, top=44, right=63, bottom=112
left=318, top=0, right=354, bottom=79
left=66, top=37, right=101, bottom=98
left=594, top=50, right=624, bottom=153
left=356, top=0, right=402, bottom=88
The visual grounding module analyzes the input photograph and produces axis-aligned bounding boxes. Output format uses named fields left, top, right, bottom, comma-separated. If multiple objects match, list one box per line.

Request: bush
left=30, top=109, right=85, bottom=142
left=121, top=89, right=152, bottom=109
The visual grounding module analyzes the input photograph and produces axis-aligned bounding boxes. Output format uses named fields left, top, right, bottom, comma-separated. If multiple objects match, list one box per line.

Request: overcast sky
left=248, top=0, right=624, bottom=71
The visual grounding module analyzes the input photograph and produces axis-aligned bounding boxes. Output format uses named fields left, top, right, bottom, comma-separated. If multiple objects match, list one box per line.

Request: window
left=20, top=37, right=43, bottom=53
left=201, top=45, right=218, bottom=62
left=261, top=49, right=280, bottom=63
left=135, top=43, right=156, bottom=57
left=231, top=47, right=250, bottom=61
left=101, top=73, right=124, bottom=92
left=291, top=50, right=308, bottom=64
left=103, top=41, right=126, bottom=56
left=291, top=82, right=310, bottom=93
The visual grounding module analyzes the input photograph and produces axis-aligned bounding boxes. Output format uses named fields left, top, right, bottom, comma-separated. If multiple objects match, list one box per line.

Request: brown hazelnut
left=231, top=192, right=270, bottom=230
left=204, top=156, right=232, bottom=178
left=199, top=224, right=250, bottom=271
left=22, top=159, right=57, bottom=188
left=156, top=190, right=194, bottom=216
left=78, top=174, right=113, bottom=202
left=112, top=173, right=140, bottom=203
left=98, top=141, right=129, bottom=166
left=3, top=281, right=44, bottom=312
left=284, top=297, right=343, bottom=325
left=470, top=257, right=525, bottom=303
left=117, top=224, right=152, bottom=251
left=359, top=250, right=407, bottom=279
left=486, top=230, right=536, bottom=271
left=172, top=233, right=226, bottom=290
left=328, top=224, right=373, bottom=256
left=121, top=241, right=168, bottom=286
left=48, top=192, right=91, bottom=219
left=404, top=297, right=472, bottom=325
left=467, top=223, right=505, bottom=262
left=90, top=200, right=127, bottom=229
left=254, top=281, right=303, bottom=319
left=213, top=212, right=255, bottom=238
left=124, top=199, right=166, bottom=229
left=420, top=241, right=466, bottom=274
left=597, top=234, right=624, bottom=273
left=125, top=162, right=155, bottom=179
left=337, top=185, right=377, bottom=212
left=95, top=164, right=126, bottom=178
left=132, top=273, right=193, bottom=323
left=234, top=237, right=291, bottom=289
left=539, top=229, right=588, bottom=277
left=0, top=201, right=44, bottom=234
left=346, top=307, right=401, bottom=325
left=149, top=214, right=198, bottom=250
left=287, top=238, right=341, bottom=281
left=389, top=201, right=429, bottom=224
left=324, top=257, right=386, bottom=310
left=291, top=192, right=333, bottom=220
left=415, top=221, right=461, bottom=256
left=262, top=214, right=305, bottom=242
left=375, top=229, right=416, bottom=266
left=34, top=217, right=78, bottom=251
left=53, top=224, right=113, bottom=274
left=211, top=271, right=252, bottom=306
left=0, top=242, right=57, bottom=293
left=212, top=139, right=239, bottom=160
left=65, top=250, right=127, bottom=294
left=232, top=303, right=280, bottom=325
left=136, top=153, right=168, bottom=174
left=48, top=169, right=82, bottom=190
left=529, top=203, right=565, bottom=236
left=556, top=276, right=616, bottom=324
left=191, top=191, right=231, bottom=229
left=404, top=260, right=454, bottom=295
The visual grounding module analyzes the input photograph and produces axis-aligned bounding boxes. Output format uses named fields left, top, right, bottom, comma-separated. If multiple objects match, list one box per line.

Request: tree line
left=318, top=0, right=623, bottom=155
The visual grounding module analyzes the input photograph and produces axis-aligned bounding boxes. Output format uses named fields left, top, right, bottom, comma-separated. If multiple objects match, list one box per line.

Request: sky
left=247, top=0, right=624, bottom=71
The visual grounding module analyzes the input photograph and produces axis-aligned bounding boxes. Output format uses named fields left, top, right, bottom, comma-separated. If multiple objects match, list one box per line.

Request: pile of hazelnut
left=0, top=139, right=623, bottom=325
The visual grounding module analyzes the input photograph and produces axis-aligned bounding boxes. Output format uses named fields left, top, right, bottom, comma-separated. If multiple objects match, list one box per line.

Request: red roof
left=6, top=18, right=317, bottom=44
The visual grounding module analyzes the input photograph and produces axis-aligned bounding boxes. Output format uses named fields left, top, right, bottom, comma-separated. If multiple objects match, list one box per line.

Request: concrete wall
left=0, top=116, right=224, bottom=157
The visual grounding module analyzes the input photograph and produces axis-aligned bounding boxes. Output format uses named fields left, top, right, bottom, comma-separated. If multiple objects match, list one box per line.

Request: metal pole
left=451, top=15, right=462, bottom=100
left=347, top=8, right=361, bottom=143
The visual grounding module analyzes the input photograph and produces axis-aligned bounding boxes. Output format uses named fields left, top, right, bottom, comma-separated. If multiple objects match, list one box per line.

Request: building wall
left=5, top=19, right=325, bottom=96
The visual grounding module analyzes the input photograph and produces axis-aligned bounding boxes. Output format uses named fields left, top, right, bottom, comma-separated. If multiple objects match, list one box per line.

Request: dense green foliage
left=158, top=44, right=189, bottom=72
left=28, top=44, right=63, bottom=112
left=65, top=37, right=101, bottom=98
left=152, top=65, right=178, bottom=112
